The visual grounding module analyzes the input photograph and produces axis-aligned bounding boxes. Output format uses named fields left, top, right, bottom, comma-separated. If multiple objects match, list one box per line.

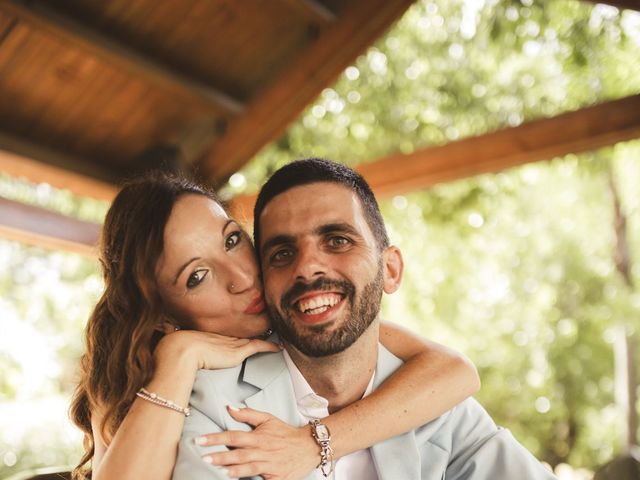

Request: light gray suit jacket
left=173, top=343, right=556, bottom=480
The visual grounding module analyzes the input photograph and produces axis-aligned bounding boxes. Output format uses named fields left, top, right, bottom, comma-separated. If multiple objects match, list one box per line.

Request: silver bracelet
left=136, top=387, right=191, bottom=417
left=309, top=419, right=334, bottom=477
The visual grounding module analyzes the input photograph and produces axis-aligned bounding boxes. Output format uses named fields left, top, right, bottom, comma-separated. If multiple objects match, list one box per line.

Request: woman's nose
left=226, top=261, right=255, bottom=294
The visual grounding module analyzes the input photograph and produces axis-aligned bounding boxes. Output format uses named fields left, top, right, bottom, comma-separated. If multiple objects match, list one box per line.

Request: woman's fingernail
left=195, top=436, right=207, bottom=445
left=202, top=455, right=214, bottom=464
left=227, top=404, right=240, bottom=412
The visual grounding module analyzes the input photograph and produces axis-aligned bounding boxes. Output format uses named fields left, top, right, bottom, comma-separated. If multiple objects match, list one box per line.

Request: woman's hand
left=155, top=330, right=281, bottom=371
left=197, top=406, right=319, bottom=480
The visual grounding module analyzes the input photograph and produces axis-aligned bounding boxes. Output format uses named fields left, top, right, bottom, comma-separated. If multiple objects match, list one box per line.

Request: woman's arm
left=91, top=331, right=280, bottom=480
left=326, top=321, right=480, bottom=457
left=201, top=321, right=480, bottom=478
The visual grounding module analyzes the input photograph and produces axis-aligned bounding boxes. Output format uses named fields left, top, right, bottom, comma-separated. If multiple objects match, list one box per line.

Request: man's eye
left=225, top=231, right=242, bottom=251
left=186, top=269, right=208, bottom=289
left=270, top=248, right=294, bottom=265
left=328, top=236, right=350, bottom=248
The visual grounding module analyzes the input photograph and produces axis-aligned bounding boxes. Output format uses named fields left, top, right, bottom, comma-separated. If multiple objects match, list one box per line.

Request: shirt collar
left=282, top=348, right=375, bottom=419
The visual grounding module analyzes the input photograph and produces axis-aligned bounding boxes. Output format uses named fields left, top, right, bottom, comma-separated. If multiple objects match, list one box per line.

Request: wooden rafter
left=229, top=93, right=640, bottom=216
left=0, top=132, right=118, bottom=201
left=0, top=196, right=100, bottom=256
left=357, top=94, right=640, bottom=198
left=587, top=0, right=640, bottom=11
left=281, top=0, right=337, bottom=23
left=0, top=0, right=244, bottom=115
left=201, top=0, right=415, bottom=184
left=5, top=94, right=640, bottom=253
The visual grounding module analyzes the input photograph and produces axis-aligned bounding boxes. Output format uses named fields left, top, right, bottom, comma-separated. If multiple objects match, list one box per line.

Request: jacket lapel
left=237, top=343, right=426, bottom=479
left=241, top=348, right=307, bottom=428
left=370, top=345, right=423, bottom=480
left=240, top=348, right=315, bottom=480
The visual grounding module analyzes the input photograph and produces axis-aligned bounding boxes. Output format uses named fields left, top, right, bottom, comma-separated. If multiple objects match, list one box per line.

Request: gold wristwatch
left=309, top=419, right=335, bottom=477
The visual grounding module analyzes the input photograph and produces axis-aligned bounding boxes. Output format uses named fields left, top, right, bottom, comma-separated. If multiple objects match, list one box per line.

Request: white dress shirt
left=282, top=350, right=379, bottom=480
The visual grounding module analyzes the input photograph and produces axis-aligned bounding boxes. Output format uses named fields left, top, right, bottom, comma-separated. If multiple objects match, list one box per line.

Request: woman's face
left=156, top=194, right=270, bottom=338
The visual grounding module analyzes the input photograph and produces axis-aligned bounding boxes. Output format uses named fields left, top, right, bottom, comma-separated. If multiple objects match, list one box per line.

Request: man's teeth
left=297, top=294, right=340, bottom=314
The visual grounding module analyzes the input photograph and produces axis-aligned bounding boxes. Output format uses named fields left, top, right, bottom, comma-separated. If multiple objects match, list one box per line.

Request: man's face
left=258, top=182, right=386, bottom=357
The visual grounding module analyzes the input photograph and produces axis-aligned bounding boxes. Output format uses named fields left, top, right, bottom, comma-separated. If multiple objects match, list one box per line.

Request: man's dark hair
left=253, top=158, right=389, bottom=255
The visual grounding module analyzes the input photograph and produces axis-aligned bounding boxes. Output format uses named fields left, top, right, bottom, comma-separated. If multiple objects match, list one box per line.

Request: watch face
left=315, top=424, right=330, bottom=440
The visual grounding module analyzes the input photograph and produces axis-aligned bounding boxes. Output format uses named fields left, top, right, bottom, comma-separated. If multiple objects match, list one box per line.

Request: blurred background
left=1, top=0, right=639, bottom=478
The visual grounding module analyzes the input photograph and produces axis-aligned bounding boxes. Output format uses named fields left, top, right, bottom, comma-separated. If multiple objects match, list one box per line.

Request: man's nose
left=293, top=242, right=327, bottom=282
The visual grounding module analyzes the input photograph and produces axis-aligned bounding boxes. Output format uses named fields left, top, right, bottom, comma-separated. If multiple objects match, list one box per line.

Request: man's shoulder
left=190, top=351, right=286, bottom=408
left=193, top=350, right=287, bottom=386
left=411, top=397, right=495, bottom=444
left=191, top=361, right=243, bottom=397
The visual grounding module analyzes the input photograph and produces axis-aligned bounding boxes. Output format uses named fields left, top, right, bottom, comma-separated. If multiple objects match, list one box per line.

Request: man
left=173, top=158, right=556, bottom=479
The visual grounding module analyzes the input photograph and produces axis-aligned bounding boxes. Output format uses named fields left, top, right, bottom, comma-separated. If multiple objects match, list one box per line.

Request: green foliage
left=0, top=241, right=100, bottom=476
left=221, top=0, right=640, bottom=470
left=222, top=0, right=640, bottom=199
left=0, top=173, right=109, bottom=223
left=376, top=153, right=640, bottom=467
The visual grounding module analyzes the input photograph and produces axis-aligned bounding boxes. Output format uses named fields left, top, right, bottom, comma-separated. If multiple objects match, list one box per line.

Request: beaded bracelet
left=136, top=387, right=191, bottom=417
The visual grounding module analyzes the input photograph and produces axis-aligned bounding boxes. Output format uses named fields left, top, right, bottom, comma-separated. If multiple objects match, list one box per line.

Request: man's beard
left=267, top=266, right=384, bottom=357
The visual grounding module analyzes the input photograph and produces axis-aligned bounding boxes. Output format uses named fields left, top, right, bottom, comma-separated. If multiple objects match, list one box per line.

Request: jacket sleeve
left=444, top=399, right=557, bottom=480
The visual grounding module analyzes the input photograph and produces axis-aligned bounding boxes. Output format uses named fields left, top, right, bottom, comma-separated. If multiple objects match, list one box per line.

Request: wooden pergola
left=0, top=0, right=638, bottom=256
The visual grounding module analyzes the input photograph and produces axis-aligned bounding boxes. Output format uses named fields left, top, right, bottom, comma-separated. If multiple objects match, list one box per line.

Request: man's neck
left=284, top=321, right=379, bottom=413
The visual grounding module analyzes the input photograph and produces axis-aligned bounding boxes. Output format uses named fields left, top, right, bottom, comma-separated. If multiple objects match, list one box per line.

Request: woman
left=70, top=171, right=480, bottom=480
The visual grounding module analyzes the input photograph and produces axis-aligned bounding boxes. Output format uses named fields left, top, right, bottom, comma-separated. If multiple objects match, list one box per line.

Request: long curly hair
left=69, top=171, right=219, bottom=479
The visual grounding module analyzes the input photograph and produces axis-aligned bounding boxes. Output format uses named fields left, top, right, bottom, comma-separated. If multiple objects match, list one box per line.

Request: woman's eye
left=225, top=231, right=242, bottom=251
left=186, top=269, right=208, bottom=289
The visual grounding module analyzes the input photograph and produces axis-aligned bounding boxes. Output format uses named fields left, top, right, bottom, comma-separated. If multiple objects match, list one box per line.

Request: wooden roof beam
left=0, top=0, right=244, bottom=116
left=281, top=0, right=337, bottom=23
left=0, top=131, right=118, bottom=201
left=201, top=0, right=415, bottom=183
left=585, top=1, right=640, bottom=11
left=229, top=93, right=640, bottom=216
left=0, top=196, right=100, bottom=256
left=6, top=94, right=640, bottom=254
left=358, top=94, right=640, bottom=197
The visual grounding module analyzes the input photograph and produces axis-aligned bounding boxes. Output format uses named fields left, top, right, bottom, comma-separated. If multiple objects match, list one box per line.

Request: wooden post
left=608, top=167, right=638, bottom=452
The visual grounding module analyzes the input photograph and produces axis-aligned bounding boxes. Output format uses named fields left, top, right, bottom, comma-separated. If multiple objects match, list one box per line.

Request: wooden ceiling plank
left=357, top=94, right=640, bottom=197
left=0, top=131, right=118, bottom=200
left=228, top=93, right=640, bottom=215
left=0, top=196, right=100, bottom=256
left=0, top=0, right=245, bottom=115
left=586, top=1, right=640, bottom=11
left=201, top=0, right=415, bottom=183
left=0, top=13, right=16, bottom=43
left=20, top=45, right=97, bottom=142
left=280, top=0, right=337, bottom=23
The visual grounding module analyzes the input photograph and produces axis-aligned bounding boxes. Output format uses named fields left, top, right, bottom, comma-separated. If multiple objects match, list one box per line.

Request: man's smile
left=291, top=291, right=346, bottom=325
left=296, top=292, right=344, bottom=314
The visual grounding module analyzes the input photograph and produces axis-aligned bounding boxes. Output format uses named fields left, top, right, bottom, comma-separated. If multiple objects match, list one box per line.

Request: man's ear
left=382, top=245, right=403, bottom=294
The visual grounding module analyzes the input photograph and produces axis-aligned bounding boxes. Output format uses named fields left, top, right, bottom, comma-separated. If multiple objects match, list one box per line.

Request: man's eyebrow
left=261, top=234, right=296, bottom=256
left=173, top=257, right=200, bottom=285
left=316, top=223, right=360, bottom=237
